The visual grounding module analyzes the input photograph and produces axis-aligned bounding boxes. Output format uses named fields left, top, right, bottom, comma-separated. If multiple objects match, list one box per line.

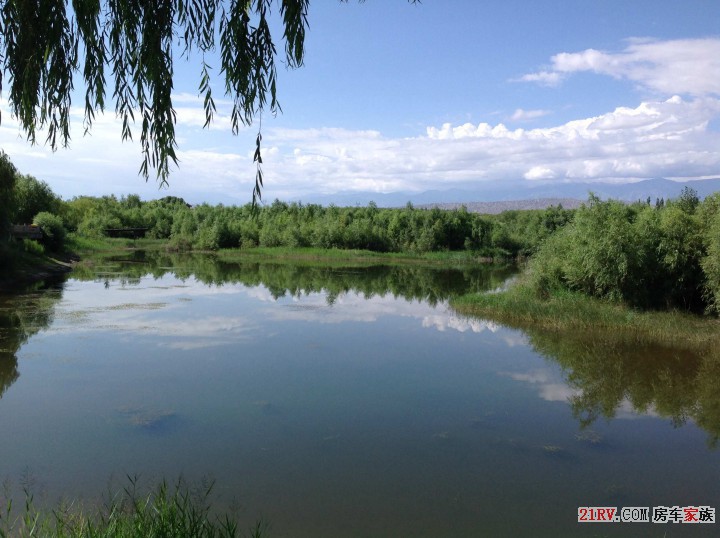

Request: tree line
left=65, top=194, right=572, bottom=257
left=0, top=152, right=574, bottom=258
left=527, top=188, right=720, bottom=313
left=4, top=151, right=720, bottom=315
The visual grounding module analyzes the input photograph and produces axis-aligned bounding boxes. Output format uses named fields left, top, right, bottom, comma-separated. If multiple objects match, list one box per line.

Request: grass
left=0, top=242, right=75, bottom=292
left=0, top=477, right=267, bottom=538
left=450, top=279, right=720, bottom=353
left=0, top=235, right=160, bottom=291
left=65, top=235, right=165, bottom=253
left=215, top=246, right=495, bottom=268
left=63, top=236, right=498, bottom=268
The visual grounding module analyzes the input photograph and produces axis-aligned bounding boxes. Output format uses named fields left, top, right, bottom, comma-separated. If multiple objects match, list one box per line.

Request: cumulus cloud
left=522, top=37, right=720, bottom=96
left=259, top=95, right=720, bottom=194
left=524, top=166, right=556, bottom=180
left=2, top=90, right=720, bottom=202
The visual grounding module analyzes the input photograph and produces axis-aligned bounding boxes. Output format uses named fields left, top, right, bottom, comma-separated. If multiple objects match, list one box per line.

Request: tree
left=12, top=174, right=62, bottom=224
left=676, top=186, right=700, bottom=214
left=0, top=151, right=17, bottom=240
left=0, top=0, right=417, bottom=205
left=33, top=211, right=67, bottom=251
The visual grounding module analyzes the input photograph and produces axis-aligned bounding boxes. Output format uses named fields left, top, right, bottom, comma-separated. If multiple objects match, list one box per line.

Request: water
left=0, top=252, right=718, bottom=536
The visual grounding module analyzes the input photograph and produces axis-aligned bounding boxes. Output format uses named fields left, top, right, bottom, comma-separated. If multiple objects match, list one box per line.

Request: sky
left=1, top=0, right=720, bottom=205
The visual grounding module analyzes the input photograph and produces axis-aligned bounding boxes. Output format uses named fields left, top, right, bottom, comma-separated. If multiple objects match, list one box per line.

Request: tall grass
left=65, top=235, right=164, bottom=253
left=451, top=278, right=720, bottom=353
left=0, top=477, right=267, bottom=538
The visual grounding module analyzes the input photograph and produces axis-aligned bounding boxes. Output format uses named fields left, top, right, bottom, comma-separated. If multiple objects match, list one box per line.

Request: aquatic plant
left=0, top=476, right=267, bottom=538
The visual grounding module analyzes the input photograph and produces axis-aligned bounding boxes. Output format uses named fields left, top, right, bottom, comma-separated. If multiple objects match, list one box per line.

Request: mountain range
left=291, top=178, right=720, bottom=211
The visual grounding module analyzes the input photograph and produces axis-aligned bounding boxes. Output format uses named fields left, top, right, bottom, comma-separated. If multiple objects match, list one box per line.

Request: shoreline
left=0, top=252, right=78, bottom=293
left=0, top=239, right=503, bottom=293
left=450, top=280, right=720, bottom=353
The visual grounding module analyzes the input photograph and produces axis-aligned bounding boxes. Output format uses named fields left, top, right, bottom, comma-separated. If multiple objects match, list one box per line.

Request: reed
left=0, top=477, right=266, bottom=538
left=451, top=280, right=720, bottom=353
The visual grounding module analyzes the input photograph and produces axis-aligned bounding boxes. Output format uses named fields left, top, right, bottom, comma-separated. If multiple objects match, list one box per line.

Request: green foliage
left=488, top=205, right=574, bottom=257
left=0, top=0, right=416, bottom=202
left=702, top=210, right=720, bottom=312
left=675, top=186, right=700, bottom=214
left=21, top=238, right=45, bottom=255
left=67, top=195, right=555, bottom=257
left=563, top=197, right=643, bottom=302
left=526, top=192, right=719, bottom=312
left=11, top=173, right=62, bottom=224
left=0, top=151, right=17, bottom=240
left=51, top=189, right=583, bottom=259
left=452, top=282, right=720, bottom=446
left=0, top=476, right=262, bottom=537
left=33, top=211, right=67, bottom=251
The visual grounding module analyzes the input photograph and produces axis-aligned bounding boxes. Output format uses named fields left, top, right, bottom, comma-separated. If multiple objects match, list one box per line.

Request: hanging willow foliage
left=0, top=1, right=416, bottom=205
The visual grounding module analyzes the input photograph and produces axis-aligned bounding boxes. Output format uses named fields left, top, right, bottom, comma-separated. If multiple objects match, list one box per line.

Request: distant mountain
left=418, top=198, right=585, bottom=214
left=291, top=177, right=720, bottom=208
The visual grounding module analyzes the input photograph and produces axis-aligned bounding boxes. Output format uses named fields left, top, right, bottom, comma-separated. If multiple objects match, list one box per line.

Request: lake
left=0, top=251, right=718, bottom=537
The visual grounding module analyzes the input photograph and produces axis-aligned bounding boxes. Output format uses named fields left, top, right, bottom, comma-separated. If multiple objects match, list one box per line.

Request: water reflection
left=502, top=324, right=720, bottom=447
left=47, top=254, right=514, bottom=355
left=72, top=250, right=516, bottom=305
left=1, top=253, right=718, bottom=536
left=0, top=282, right=63, bottom=399
left=6, top=251, right=720, bottom=447
left=73, top=251, right=720, bottom=447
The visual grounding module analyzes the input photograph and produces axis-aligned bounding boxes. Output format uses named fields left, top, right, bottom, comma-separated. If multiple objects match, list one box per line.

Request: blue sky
left=1, top=0, right=720, bottom=204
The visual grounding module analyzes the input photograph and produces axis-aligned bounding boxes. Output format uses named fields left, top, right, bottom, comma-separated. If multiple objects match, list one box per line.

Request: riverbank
left=0, top=235, right=163, bottom=292
left=1, top=236, right=501, bottom=292
left=8, top=237, right=718, bottom=353
left=0, top=245, right=77, bottom=293
left=450, top=279, right=720, bottom=353
left=215, top=245, right=497, bottom=267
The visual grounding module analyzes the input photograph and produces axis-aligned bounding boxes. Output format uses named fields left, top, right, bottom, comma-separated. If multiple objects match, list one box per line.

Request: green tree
left=12, top=174, right=62, bottom=224
left=676, top=186, right=700, bottom=214
left=33, top=211, right=67, bottom=251
left=0, top=0, right=417, bottom=204
left=0, top=151, right=17, bottom=241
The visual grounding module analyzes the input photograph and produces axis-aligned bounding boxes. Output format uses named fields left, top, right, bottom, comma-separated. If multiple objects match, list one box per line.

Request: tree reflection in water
left=520, top=327, right=720, bottom=447
left=0, top=281, right=63, bottom=399
left=12, top=251, right=717, bottom=451
left=2, top=252, right=515, bottom=402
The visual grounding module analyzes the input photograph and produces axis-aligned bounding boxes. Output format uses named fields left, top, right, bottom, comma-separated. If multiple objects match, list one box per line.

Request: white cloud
left=517, top=71, right=564, bottom=87
left=2, top=91, right=720, bottom=202
left=500, top=370, right=579, bottom=403
left=258, top=95, right=720, bottom=193
left=422, top=314, right=500, bottom=333
left=524, top=166, right=556, bottom=180
left=510, top=108, right=551, bottom=122
left=522, top=38, right=720, bottom=96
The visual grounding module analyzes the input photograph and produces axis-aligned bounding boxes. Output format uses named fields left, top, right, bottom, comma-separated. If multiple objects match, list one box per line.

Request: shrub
left=527, top=195, right=707, bottom=311
left=33, top=211, right=66, bottom=251
left=22, top=238, right=45, bottom=255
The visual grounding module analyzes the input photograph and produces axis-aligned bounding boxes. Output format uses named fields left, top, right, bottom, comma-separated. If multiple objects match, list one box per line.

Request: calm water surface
left=0, top=252, right=718, bottom=537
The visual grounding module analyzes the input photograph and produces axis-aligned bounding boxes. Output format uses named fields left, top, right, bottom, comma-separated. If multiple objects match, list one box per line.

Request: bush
left=527, top=195, right=707, bottom=311
left=33, top=211, right=67, bottom=251
left=21, top=238, right=45, bottom=255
